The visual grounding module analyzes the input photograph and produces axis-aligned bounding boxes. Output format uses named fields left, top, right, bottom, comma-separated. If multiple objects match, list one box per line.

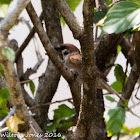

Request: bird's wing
left=95, top=67, right=108, bottom=82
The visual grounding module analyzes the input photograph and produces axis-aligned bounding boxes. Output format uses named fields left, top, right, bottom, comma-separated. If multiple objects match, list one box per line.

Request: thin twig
left=95, top=26, right=98, bottom=41
left=0, top=106, right=16, bottom=127
left=0, top=0, right=31, bottom=36
left=20, top=58, right=44, bottom=82
left=127, top=108, right=140, bottom=119
left=15, top=12, right=43, bottom=62
left=32, top=58, right=44, bottom=71
left=20, top=17, right=42, bottom=60
left=20, top=73, right=45, bottom=84
left=108, top=0, right=120, bottom=8
left=56, top=0, right=83, bottom=39
left=0, top=127, right=9, bottom=133
left=29, top=98, right=73, bottom=110
left=135, top=85, right=140, bottom=100
left=117, top=132, right=120, bottom=140
left=129, top=101, right=140, bottom=109
left=26, top=2, right=74, bottom=82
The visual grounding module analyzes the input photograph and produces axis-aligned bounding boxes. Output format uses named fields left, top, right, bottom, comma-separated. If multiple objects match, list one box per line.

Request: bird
left=55, top=43, right=125, bottom=101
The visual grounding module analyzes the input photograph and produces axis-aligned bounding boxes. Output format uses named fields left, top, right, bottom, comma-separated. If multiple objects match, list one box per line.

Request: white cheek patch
left=62, top=49, right=69, bottom=56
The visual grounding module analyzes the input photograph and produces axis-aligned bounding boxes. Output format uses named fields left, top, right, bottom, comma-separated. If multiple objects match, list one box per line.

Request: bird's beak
left=54, top=46, right=61, bottom=51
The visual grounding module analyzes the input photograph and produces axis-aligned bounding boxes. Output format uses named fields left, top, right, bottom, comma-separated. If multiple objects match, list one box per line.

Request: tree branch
left=56, top=0, right=83, bottom=39
left=0, top=34, right=32, bottom=136
left=0, top=106, right=16, bottom=127
left=9, top=39, right=35, bottom=108
left=15, top=12, right=44, bottom=62
left=29, top=98, right=72, bottom=110
left=28, top=0, right=63, bottom=129
left=120, top=37, right=135, bottom=66
left=0, top=34, right=43, bottom=138
left=120, top=31, right=140, bottom=104
left=95, top=0, right=108, bottom=11
left=26, top=2, right=73, bottom=82
left=0, top=73, right=8, bottom=88
left=0, top=33, right=29, bottom=122
left=20, top=58, right=44, bottom=81
left=70, top=0, right=95, bottom=139
left=0, top=0, right=32, bottom=37
left=26, top=2, right=81, bottom=120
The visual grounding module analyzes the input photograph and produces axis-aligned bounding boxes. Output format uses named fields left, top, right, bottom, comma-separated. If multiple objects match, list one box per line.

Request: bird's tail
left=100, top=80, right=125, bottom=102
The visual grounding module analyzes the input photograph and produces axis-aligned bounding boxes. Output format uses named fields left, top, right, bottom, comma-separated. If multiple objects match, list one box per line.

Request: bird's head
left=55, top=43, right=80, bottom=57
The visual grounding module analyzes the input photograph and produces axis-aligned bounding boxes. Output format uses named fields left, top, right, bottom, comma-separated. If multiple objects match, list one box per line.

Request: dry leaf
left=6, top=115, right=24, bottom=133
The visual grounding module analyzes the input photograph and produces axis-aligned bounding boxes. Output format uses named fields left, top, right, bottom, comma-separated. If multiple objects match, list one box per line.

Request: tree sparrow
left=55, top=43, right=124, bottom=101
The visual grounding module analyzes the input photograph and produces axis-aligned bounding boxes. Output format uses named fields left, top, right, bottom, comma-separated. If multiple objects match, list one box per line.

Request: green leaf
left=8, top=131, right=20, bottom=140
left=54, top=104, right=75, bottom=120
left=103, top=1, right=140, bottom=34
left=0, top=0, right=12, bottom=5
left=117, top=45, right=122, bottom=54
left=114, top=64, right=124, bottom=83
left=111, top=81, right=122, bottom=92
left=60, top=16, right=66, bottom=26
left=121, top=100, right=128, bottom=107
left=121, top=125, right=131, bottom=135
left=61, top=0, right=82, bottom=25
left=105, top=96, right=116, bottom=102
left=2, top=47, right=15, bottom=62
left=131, top=127, right=140, bottom=135
left=66, top=0, right=82, bottom=11
left=104, top=107, right=125, bottom=137
left=94, top=11, right=107, bottom=24
left=0, top=88, right=10, bottom=116
left=0, top=107, right=8, bottom=116
left=46, top=122, right=57, bottom=132
left=104, top=0, right=112, bottom=5
left=0, top=87, right=10, bottom=101
left=128, top=0, right=140, bottom=4
left=0, top=4, right=8, bottom=17
left=29, top=81, right=35, bottom=95
left=0, top=64, right=5, bottom=78
left=60, top=120, right=73, bottom=130
left=46, top=104, right=75, bottom=138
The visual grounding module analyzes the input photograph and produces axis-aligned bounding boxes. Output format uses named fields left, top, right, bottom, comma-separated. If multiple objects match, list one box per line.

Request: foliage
left=117, top=45, right=122, bottom=55
left=61, top=0, right=82, bottom=25
left=0, top=64, right=5, bottom=78
left=111, top=64, right=127, bottom=92
left=105, top=95, right=116, bottom=102
left=0, top=0, right=12, bottom=5
left=94, top=11, right=107, bottom=24
left=46, top=104, right=76, bottom=139
left=0, top=0, right=12, bottom=17
left=66, top=0, right=82, bottom=11
left=26, top=80, right=36, bottom=95
left=0, top=5, right=9, bottom=17
left=103, top=1, right=140, bottom=34
left=7, top=131, right=20, bottom=140
left=104, top=0, right=112, bottom=5
left=104, top=107, right=125, bottom=137
left=2, top=47, right=15, bottom=62
left=0, top=88, right=10, bottom=116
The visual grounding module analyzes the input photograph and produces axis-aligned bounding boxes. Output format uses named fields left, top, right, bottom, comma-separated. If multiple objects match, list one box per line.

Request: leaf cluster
left=46, top=104, right=76, bottom=139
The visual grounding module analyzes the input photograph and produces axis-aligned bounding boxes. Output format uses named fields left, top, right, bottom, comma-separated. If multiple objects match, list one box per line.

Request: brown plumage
left=55, top=43, right=124, bottom=101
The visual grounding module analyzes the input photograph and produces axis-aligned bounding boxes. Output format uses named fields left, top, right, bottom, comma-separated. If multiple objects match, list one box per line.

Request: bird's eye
left=64, top=51, right=69, bottom=55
